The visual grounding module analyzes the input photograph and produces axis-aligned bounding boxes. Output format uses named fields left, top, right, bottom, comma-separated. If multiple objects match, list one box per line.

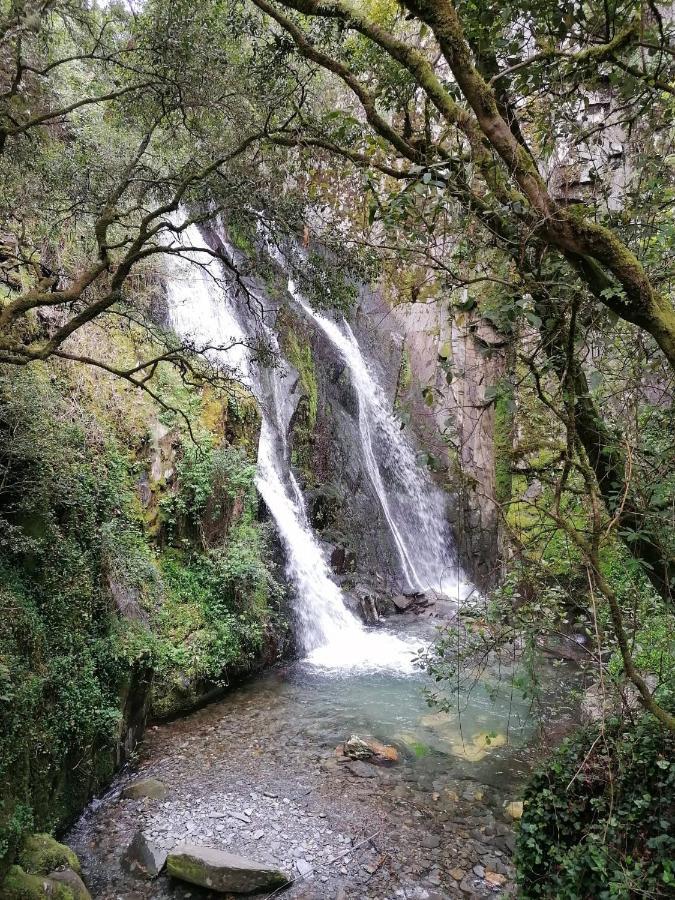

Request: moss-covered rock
left=46, top=870, right=90, bottom=900
left=120, top=779, right=168, bottom=801
left=18, top=835, right=80, bottom=877
left=1, top=864, right=74, bottom=899
left=167, top=846, right=289, bottom=894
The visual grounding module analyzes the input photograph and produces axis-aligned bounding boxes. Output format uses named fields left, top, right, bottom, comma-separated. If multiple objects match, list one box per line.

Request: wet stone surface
left=67, top=639, right=574, bottom=900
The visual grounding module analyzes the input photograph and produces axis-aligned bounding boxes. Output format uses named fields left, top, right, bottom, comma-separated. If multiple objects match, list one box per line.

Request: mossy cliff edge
left=0, top=327, right=290, bottom=879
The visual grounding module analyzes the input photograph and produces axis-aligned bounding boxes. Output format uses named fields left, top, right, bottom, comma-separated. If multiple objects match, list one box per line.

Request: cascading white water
left=163, top=221, right=420, bottom=671
left=288, top=283, right=468, bottom=600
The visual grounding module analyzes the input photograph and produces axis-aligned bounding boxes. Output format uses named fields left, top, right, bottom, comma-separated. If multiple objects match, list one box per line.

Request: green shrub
left=516, top=712, right=675, bottom=898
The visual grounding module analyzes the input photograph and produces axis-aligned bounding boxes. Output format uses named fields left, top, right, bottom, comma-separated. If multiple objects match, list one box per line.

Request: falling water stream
left=164, top=221, right=427, bottom=669
left=288, top=281, right=467, bottom=598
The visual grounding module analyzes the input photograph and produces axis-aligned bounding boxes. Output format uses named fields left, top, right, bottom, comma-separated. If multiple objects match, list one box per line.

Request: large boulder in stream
left=166, top=845, right=289, bottom=894
left=122, top=830, right=167, bottom=877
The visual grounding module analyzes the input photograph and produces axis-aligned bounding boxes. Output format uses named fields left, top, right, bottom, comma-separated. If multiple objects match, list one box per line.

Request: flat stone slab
left=392, top=594, right=414, bottom=611
left=343, top=760, right=379, bottom=778
left=167, top=845, right=289, bottom=894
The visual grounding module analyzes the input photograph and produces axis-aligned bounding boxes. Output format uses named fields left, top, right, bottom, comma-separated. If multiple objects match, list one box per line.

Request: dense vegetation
left=1, top=0, right=674, bottom=896
left=0, top=332, right=286, bottom=876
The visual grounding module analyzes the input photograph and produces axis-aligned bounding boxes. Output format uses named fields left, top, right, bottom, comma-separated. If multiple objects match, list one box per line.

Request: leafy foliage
left=0, top=350, right=283, bottom=874
left=517, top=711, right=675, bottom=899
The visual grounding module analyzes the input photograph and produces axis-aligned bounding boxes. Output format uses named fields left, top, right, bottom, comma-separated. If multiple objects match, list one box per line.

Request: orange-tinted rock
left=337, top=734, right=400, bottom=766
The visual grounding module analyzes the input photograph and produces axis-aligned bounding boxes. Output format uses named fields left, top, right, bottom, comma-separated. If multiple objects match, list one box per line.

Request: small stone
left=296, top=859, right=313, bottom=876
left=504, top=801, right=523, bottom=821
left=486, top=871, right=508, bottom=887
left=421, top=835, right=441, bottom=849
left=449, top=867, right=466, bottom=880
left=228, top=811, right=251, bottom=824
left=344, top=760, right=378, bottom=778
left=473, top=864, right=486, bottom=878
left=460, top=874, right=478, bottom=893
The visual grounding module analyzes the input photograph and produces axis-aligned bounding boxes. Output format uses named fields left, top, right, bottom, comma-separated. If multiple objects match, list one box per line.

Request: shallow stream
left=67, top=619, right=576, bottom=900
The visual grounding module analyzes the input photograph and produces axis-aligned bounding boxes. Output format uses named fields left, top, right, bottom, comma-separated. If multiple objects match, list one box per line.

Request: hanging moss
left=285, top=332, right=318, bottom=428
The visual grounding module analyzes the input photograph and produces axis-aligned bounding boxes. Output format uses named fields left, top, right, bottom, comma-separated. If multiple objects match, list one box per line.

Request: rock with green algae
left=120, top=777, right=168, bottom=801
left=0, top=864, right=86, bottom=899
left=167, top=845, right=289, bottom=894
left=46, top=871, right=90, bottom=900
left=18, top=834, right=81, bottom=876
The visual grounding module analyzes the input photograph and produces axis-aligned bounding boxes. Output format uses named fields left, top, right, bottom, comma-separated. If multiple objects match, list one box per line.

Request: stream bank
left=66, top=619, right=577, bottom=900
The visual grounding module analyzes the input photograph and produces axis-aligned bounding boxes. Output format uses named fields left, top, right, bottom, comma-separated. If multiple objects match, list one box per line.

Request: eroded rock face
left=166, top=845, right=289, bottom=894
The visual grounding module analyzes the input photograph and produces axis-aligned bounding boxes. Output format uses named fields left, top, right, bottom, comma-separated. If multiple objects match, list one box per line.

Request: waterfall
left=162, top=221, right=420, bottom=671
left=287, top=283, right=468, bottom=600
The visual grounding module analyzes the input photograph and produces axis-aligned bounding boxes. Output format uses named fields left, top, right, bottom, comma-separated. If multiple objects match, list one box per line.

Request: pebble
left=421, top=835, right=441, bottom=849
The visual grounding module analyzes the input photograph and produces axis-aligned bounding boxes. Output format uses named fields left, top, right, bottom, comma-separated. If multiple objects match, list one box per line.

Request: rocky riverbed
left=66, top=624, right=576, bottom=900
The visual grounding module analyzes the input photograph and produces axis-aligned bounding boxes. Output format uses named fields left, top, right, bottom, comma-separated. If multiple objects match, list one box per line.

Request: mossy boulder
left=47, top=870, right=91, bottom=900
left=1, top=864, right=75, bottom=899
left=18, top=835, right=81, bottom=877
left=120, top=778, right=168, bottom=801
left=167, top=845, right=289, bottom=894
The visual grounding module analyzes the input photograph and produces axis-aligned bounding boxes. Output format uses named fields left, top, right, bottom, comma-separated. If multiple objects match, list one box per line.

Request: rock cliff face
left=277, top=304, right=405, bottom=594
